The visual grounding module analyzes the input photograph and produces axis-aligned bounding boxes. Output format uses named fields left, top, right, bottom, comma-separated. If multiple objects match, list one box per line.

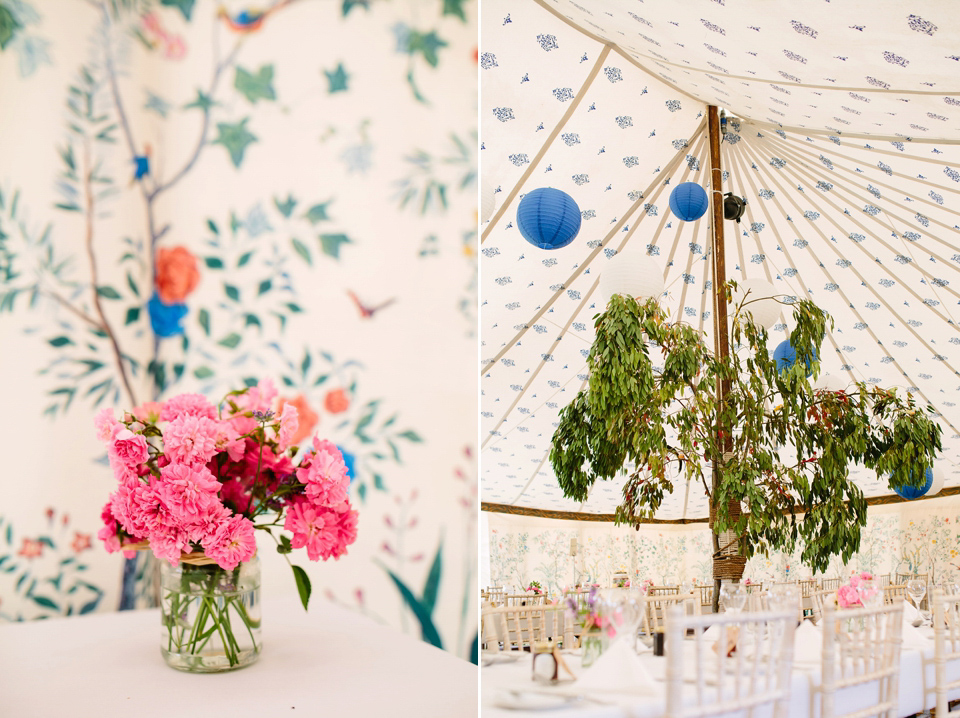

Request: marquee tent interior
left=480, top=0, right=960, bottom=528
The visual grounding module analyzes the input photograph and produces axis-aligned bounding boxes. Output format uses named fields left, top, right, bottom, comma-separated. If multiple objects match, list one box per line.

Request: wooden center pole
left=707, top=106, right=738, bottom=610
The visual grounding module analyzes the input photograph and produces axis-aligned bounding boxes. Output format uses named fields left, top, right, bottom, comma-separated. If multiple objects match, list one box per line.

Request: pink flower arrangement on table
left=96, top=381, right=359, bottom=608
left=638, top=578, right=655, bottom=594
left=836, top=571, right=877, bottom=608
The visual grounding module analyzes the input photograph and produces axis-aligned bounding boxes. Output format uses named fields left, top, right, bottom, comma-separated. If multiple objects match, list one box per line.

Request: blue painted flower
left=147, top=292, right=188, bottom=338
left=337, top=445, right=356, bottom=483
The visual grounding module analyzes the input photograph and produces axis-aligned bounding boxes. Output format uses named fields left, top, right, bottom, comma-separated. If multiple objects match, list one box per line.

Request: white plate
left=492, top=690, right=578, bottom=711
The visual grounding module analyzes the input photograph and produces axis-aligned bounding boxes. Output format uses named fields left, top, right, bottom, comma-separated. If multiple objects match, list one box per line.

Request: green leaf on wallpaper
left=204, top=257, right=223, bottom=269
left=126, top=272, right=139, bottom=297
left=373, top=473, right=386, bottom=491
left=33, top=594, right=60, bottom=612
left=48, top=336, right=73, bottom=347
left=407, top=30, right=448, bottom=68
left=379, top=564, right=443, bottom=649
left=206, top=218, right=219, bottom=235
left=237, top=251, right=254, bottom=267
left=442, top=0, right=467, bottom=22
left=286, top=302, right=303, bottom=313
left=398, top=430, right=424, bottom=443
left=356, top=483, right=366, bottom=502
left=124, top=307, right=140, bottom=325
left=422, top=541, right=443, bottom=616
left=244, top=313, right=261, bottom=329
left=319, top=233, right=352, bottom=259
left=469, top=633, right=478, bottom=666
left=198, top=308, right=210, bottom=335
left=301, top=351, right=311, bottom=376
left=0, top=4, right=23, bottom=51
left=185, top=89, right=215, bottom=112
left=303, top=201, right=332, bottom=224
left=275, top=195, right=297, bottom=218
left=218, top=333, right=241, bottom=349
left=235, top=64, right=276, bottom=104
left=323, top=62, right=349, bottom=94
left=193, top=366, right=214, bottom=379
left=54, top=202, right=81, bottom=212
left=405, top=69, right=429, bottom=105
left=213, top=119, right=257, bottom=169
left=224, top=284, right=240, bottom=302
left=341, top=0, right=369, bottom=16
left=257, top=279, right=271, bottom=296
left=291, top=237, right=311, bottom=264
left=160, top=0, right=195, bottom=21
left=97, top=286, right=120, bottom=299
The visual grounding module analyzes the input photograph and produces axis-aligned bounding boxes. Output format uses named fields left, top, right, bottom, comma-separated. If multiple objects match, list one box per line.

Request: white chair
left=480, top=604, right=573, bottom=652
left=819, top=601, right=904, bottom=718
left=810, top=589, right=835, bottom=624
left=933, top=589, right=960, bottom=716
left=664, top=603, right=798, bottom=718
left=642, top=593, right=700, bottom=636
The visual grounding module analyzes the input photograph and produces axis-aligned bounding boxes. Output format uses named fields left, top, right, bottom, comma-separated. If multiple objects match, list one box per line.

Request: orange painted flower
left=324, top=388, right=350, bottom=414
left=72, top=532, right=92, bottom=553
left=278, top=395, right=318, bottom=447
left=18, top=538, right=43, bottom=559
left=155, top=246, right=200, bottom=303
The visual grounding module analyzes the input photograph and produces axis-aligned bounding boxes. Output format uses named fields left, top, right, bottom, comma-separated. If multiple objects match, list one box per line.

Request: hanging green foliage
left=551, top=284, right=942, bottom=573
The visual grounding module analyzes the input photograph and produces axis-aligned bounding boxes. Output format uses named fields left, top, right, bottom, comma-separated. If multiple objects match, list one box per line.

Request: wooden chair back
left=503, top=593, right=547, bottom=607
left=821, top=578, right=841, bottom=591
left=798, top=579, right=817, bottom=598
left=664, top=604, right=797, bottom=718
left=883, top=584, right=906, bottom=605
left=480, top=604, right=573, bottom=652
left=810, top=589, right=835, bottom=624
left=642, top=593, right=699, bottom=635
left=819, top=601, right=904, bottom=718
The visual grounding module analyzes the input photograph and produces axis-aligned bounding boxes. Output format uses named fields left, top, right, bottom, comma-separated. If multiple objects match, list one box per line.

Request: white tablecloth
left=482, top=627, right=956, bottom=718
left=0, top=596, right=477, bottom=717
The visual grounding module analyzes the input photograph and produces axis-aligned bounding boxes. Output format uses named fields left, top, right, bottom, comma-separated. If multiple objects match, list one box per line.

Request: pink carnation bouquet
left=96, top=382, right=359, bottom=669
left=836, top=571, right=877, bottom=608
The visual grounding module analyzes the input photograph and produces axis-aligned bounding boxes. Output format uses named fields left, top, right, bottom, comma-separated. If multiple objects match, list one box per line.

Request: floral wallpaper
left=485, top=497, right=960, bottom=595
left=0, top=0, right=477, bottom=662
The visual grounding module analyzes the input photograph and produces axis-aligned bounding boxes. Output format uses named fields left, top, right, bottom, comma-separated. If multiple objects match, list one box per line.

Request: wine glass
left=599, top=588, right=644, bottom=652
left=720, top=584, right=747, bottom=614
left=906, top=579, right=927, bottom=625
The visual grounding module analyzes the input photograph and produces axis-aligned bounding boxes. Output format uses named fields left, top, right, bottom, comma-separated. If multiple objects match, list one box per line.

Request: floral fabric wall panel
left=0, top=0, right=478, bottom=661
left=485, top=497, right=960, bottom=592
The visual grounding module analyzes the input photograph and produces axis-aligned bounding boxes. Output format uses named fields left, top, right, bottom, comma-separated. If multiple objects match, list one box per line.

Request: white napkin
left=572, top=637, right=658, bottom=695
left=902, top=601, right=921, bottom=624
left=793, top=620, right=823, bottom=665
left=901, top=614, right=933, bottom=651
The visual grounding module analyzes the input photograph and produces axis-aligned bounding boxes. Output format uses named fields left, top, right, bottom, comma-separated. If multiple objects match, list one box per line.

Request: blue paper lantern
left=516, top=188, right=582, bottom=250
left=668, top=182, right=709, bottom=222
left=892, top=467, right=934, bottom=500
left=773, top=339, right=818, bottom=376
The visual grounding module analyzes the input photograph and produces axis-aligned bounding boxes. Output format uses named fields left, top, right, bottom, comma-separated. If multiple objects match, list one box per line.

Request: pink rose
left=860, top=571, right=873, bottom=581
left=278, top=395, right=318, bottom=446
left=94, top=408, right=122, bottom=443
left=849, top=574, right=861, bottom=589
left=110, top=429, right=149, bottom=467
left=836, top=584, right=861, bottom=609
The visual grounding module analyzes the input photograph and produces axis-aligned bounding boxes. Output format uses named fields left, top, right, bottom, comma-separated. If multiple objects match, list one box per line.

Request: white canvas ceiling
left=480, top=0, right=960, bottom=520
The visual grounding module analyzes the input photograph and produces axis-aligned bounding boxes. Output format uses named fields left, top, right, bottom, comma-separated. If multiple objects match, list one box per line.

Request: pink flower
left=234, top=379, right=277, bottom=415
left=163, top=415, right=219, bottom=465
left=94, top=408, right=122, bottom=442
left=849, top=574, right=861, bottom=589
left=156, top=462, right=220, bottom=520
left=283, top=497, right=358, bottom=561
left=278, top=395, right=318, bottom=446
left=132, top=401, right=164, bottom=423
left=213, top=422, right=245, bottom=462
left=296, top=438, right=349, bottom=509
left=202, top=514, right=256, bottom=571
left=277, top=402, right=299, bottom=451
left=160, top=393, right=217, bottom=422
left=859, top=571, right=874, bottom=581
left=98, top=502, right=122, bottom=553
left=109, top=429, right=150, bottom=467
left=836, top=584, right=862, bottom=609
left=163, top=35, right=186, bottom=60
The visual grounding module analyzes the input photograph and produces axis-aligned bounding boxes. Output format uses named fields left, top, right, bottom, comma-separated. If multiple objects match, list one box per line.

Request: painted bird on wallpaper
left=217, top=0, right=293, bottom=33
left=131, top=144, right=151, bottom=186
left=347, top=290, right=395, bottom=319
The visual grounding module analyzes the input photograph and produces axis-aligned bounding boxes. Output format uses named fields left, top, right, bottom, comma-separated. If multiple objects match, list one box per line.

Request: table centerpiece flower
left=96, top=381, right=358, bottom=672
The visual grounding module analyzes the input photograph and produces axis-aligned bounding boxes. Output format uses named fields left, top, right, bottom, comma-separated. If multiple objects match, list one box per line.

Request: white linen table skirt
left=482, top=634, right=958, bottom=718
left=0, top=595, right=477, bottom=717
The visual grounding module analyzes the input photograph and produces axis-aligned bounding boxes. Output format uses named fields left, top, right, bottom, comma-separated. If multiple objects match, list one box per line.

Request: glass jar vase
left=580, top=627, right=607, bottom=668
left=159, top=555, right=261, bottom=672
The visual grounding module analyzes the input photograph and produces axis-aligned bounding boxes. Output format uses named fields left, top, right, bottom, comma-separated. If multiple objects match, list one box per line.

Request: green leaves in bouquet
left=292, top=564, right=311, bottom=611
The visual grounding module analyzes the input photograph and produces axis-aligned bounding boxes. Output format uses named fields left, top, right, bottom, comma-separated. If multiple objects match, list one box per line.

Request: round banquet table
left=0, top=595, right=477, bottom=717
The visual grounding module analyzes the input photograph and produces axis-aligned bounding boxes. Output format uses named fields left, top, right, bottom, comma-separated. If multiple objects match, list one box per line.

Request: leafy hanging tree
left=551, top=284, right=942, bottom=574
